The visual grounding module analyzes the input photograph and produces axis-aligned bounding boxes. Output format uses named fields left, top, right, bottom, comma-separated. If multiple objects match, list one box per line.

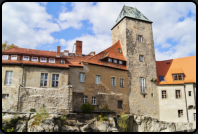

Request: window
left=96, top=75, right=100, bottom=84
left=151, top=93, right=153, bottom=97
left=92, top=97, right=96, bottom=105
left=80, top=73, right=85, bottom=83
left=40, top=73, right=48, bottom=87
left=118, top=48, right=122, bottom=54
left=108, top=58, right=112, bottom=62
left=40, top=58, right=47, bottom=62
left=138, top=35, right=142, bottom=42
left=49, top=58, right=55, bottom=63
left=59, top=59, right=64, bottom=64
left=2, top=94, right=9, bottom=98
left=159, top=76, right=165, bottom=81
left=119, top=60, right=123, bottom=64
left=113, top=59, right=117, bottom=64
left=83, top=96, right=88, bottom=104
left=120, top=78, right=124, bottom=88
left=140, top=78, right=145, bottom=93
left=52, top=74, right=59, bottom=87
left=194, top=113, right=196, bottom=121
left=118, top=100, right=123, bottom=109
left=31, top=57, right=38, bottom=62
left=139, top=55, right=143, bottom=62
left=188, top=91, right=191, bottom=96
left=173, top=74, right=183, bottom=81
left=11, top=55, right=17, bottom=60
left=2, top=55, right=8, bottom=60
left=176, top=90, right=181, bottom=99
left=5, top=71, right=13, bottom=85
left=111, top=77, right=116, bottom=86
left=162, top=90, right=167, bottom=99
left=178, top=110, right=183, bottom=117
left=23, top=56, right=29, bottom=61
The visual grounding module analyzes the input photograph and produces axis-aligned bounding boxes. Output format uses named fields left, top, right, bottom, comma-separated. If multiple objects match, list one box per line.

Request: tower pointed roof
left=111, top=5, right=152, bottom=30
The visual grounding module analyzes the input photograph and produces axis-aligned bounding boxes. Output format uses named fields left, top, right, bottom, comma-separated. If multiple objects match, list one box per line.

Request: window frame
left=95, top=75, right=101, bottom=85
left=120, top=78, right=124, bottom=88
left=31, top=57, right=38, bottom=62
left=40, top=73, right=48, bottom=87
left=2, top=94, right=9, bottom=99
left=92, top=96, right=96, bottom=105
left=49, top=58, right=55, bottom=63
left=52, top=74, right=59, bottom=87
left=175, top=90, right=182, bottom=99
left=139, top=55, right=143, bottom=62
left=2, top=55, right=8, bottom=60
left=162, top=90, right=167, bottom=99
left=83, top=96, right=88, bottom=104
left=23, top=56, right=29, bottom=61
left=172, top=74, right=184, bottom=81
left=140, top=78, right=145, bottom=93
left=108, top=58, right=112, bottom=62
left=178, top=110, right=183, bottom=118
left=118, top=100, right=123, bottom=109
left=111, top=77, right=116, bottom=87
left=5, top=71, right=13, bottom=85
left=80, top=72, right=85, bottom=83
left=40, top=57, right=47, bottom=63
left=11, top=55, right=17, bottom=60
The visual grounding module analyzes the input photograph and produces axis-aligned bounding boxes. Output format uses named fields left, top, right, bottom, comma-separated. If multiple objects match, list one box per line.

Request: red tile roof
left=83, top=40, right=128, bottom=70
left=156, top=55, right=196, bottom=85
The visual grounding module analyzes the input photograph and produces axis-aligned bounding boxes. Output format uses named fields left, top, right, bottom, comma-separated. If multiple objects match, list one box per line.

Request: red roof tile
left=156, top=55, right=196, bottom=85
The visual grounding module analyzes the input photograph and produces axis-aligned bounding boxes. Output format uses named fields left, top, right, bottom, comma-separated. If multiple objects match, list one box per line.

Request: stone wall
left=112, top=18, right=159, bottom=119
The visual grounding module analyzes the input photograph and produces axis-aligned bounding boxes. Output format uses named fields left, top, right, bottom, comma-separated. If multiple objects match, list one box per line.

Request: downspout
left=184, top=84, right=189, bottom=122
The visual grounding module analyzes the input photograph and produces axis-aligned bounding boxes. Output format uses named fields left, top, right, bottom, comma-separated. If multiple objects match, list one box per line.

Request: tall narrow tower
left=112, top=5, right=159, bottom=119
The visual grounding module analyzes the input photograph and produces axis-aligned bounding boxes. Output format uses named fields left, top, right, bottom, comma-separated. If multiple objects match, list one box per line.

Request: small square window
left=23, top=56, right=29, bottom=61
left=40, top=58, right=47, bottom=62
left=138, top=35, right=142, bottom=42
left=118, top=100, right=123, bottom=109
left=11, top=55, right=17, bottom=60
left=59, top=59, right=64, bottom=64
left=139, top=55, right=143, bottom=62
left=32, top=57, right=38, bottom=62
left=119, top=60, right=123, bottom=64
left=118, top=48, right=122, bottom=54
left=173, top=74, right=184, bottom=81
left=2, top=94, right=9, bottom=98
left=178, top=110, right=183, bottom=117
left=113, top=59, right=117, bottom=64
left=49, top=58, right=55, bottom=63
left=108, top=58, right=112, bottom=62
left=2, top=55, right=8, bottom=60
left=159, top=76, right=165, bottom=81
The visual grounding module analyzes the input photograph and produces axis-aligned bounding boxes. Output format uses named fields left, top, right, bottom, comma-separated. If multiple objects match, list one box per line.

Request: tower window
left=139, top=55, right=143, bottom=62
left=178, top=110, right=183, bottom=117
left=118, top=100, right=123, bottom=109
left=118, top=48, right=122, bottom=54
left=138, top=35, right=142, bottom=42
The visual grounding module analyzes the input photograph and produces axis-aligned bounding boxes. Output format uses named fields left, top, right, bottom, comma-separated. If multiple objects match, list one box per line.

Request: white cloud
left=59, top=39, right=67, bottom=46
left=2, top=2, right=60, bottom=48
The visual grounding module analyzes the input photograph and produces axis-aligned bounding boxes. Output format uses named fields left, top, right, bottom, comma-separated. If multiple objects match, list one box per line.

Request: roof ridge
left=156, top=55, right=196, bottom=62
left=83, top=40, right=120, bottom=62
left=10, top=47, right=57, bottom=53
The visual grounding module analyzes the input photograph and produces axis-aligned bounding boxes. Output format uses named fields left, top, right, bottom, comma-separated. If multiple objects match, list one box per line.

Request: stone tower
left=111, top=5, right=159, bottom=119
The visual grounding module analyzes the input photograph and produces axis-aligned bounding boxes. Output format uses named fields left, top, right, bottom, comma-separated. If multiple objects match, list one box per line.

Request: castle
left=2, top=5, right=196, bottom=124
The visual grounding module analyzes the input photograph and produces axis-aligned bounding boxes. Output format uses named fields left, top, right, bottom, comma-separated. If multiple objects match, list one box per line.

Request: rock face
left=2, top=113, right=118, bottom=132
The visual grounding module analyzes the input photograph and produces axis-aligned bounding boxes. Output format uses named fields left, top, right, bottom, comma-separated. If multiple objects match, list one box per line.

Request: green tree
left=2, top=41, right=18, bottom=51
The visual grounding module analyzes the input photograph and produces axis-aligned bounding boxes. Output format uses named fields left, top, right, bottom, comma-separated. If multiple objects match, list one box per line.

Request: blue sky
left=2, top=2, right=196, bottom=61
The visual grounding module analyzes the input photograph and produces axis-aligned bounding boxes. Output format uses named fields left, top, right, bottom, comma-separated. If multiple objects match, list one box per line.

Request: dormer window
left=23, top=56, right=29, bottom=61
left=173, top=74, right=184, bottom=81
left=40, top=58, right=47, bottom=62
left=2, top=55, right=8, bottom=60
left=113, top=59, right=117, bottom=64
left=118, top=48, right=122, bottom=54
left=119, top=60, right=123, bottom=64
left=108, top=58, right=112, bottom=62
left=31, top=57, right=38, bottom=62
left=11, top=55, right=17, bottom=60
left=159, top=76, right=165, bottom=82
left=49, top=58, right=55, bottom=63
left=59, top=59, right=64, bottom=64
left=138, top=35, right=142, bottom=42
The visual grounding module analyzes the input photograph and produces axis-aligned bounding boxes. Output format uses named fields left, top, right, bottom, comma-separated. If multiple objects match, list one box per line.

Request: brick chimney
left=75, top=40, right=82, bottom=56
left=57, top=46, right=60, bottom=57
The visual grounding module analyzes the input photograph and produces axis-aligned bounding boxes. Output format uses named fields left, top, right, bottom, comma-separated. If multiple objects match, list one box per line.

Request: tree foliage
left=2, top=41, right=18, bottom=51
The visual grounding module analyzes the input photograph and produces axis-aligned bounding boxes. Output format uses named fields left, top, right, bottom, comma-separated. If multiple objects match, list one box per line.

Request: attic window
left=2, top=55, right=8, bottom=60
left=11, top=55, right=17, bottom=60
left=159, top=76, right=165, bottom=82
left=119, top=60, right=123, bottom=64
left=113, top=59, right=117, bottom=63
left=118, top=48, right=122, bottom=54
left=23, top=56, right=29, bottom=61
left=108, top=58, right=112, bottom=62
left=173, top=74, right=183, bottom=81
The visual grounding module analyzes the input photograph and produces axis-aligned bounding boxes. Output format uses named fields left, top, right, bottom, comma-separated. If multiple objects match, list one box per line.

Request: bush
left=80, top=102, right=95, bottom=113
left=31, top=107, right=49, bottom=126
left=30, top=108, right=36, bottom=112
left=117, top=113, right=128, bottom=132
left=98, top=114, right=109, bottom=122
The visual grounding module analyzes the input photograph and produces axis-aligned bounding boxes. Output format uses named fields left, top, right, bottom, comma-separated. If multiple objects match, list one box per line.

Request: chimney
left=64, top=50, right=69, bottom=56
left=57, top=46, right=60, bottom=57
left=75, top=40, right=82, bottom=56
